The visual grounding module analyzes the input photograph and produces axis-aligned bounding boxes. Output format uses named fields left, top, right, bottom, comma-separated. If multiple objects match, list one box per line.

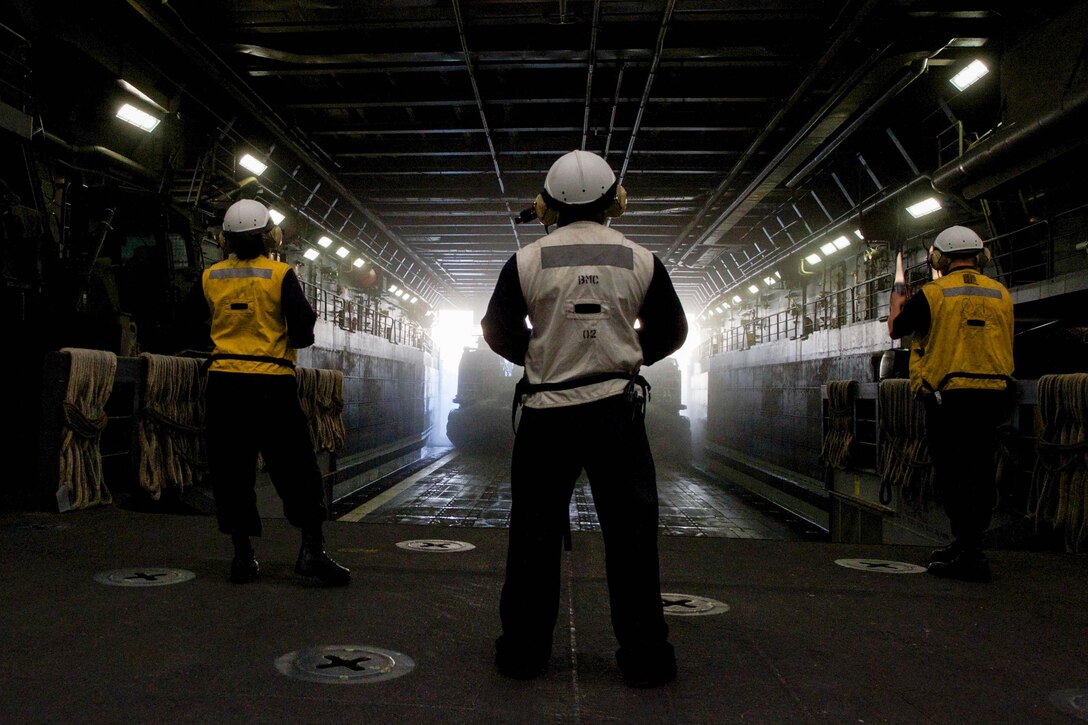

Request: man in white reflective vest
left=482, top=150, right=688, bottom=687
left=889, top=225, right=1015, bottom=582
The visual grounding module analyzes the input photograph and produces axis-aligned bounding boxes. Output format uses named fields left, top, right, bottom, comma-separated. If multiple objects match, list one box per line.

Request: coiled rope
left=820, top=380, right=858, bottom=470
left=1028, top=373, right=1088, bottom=554
left=57, top=348, right=116, bottom=510
left=877, top=379, right=931, bottom=507
left=297, top=367, right=346, bottom=453
left=137, top=353, right=207, bottom=500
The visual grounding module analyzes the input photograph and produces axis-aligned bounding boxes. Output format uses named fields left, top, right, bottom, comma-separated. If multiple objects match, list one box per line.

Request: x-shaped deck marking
left=662, top=597, right=698, bottom=609
left=417, top=542, right=453, bottom=549
left=124, top=572, right=165, bottom=581
left=317, top=655, right=373, bottom=671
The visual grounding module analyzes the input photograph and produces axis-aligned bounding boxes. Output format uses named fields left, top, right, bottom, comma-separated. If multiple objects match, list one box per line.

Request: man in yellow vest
left=182, top=198, right=350, bottom=586
left=482, top=150, right=688, bottom=687
left=888, top=225, right=1015, bottom=582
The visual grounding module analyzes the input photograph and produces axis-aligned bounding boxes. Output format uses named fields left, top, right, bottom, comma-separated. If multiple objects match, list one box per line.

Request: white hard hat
left=222, top=199, right=271, bottom=233
left=543, top=150, right=617, bottom=206
left=932, top=225, right=984, bottom=254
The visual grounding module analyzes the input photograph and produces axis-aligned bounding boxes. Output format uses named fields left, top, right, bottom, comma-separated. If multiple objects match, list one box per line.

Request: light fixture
left=832, top=235, right=851, bottom=250
left=335, top=246, right=349, bottom=258
left=410, top=296, right=418, bottom=304
left=805, top=253, right=822, bottom=265
left=267, top=208, right=285, bottom=225
left=906, top=197, right=942, bottom=218
left=950, top=59, right=989, bottom=91
left=748, top=284, right=760, bottom=294
left=716, top=305, right=725, bottom=313
left=118, top=80, right=167, bottom=112
left=303, top=248, right=320, bottom=260
left=238, top=153, right=267, bottom=176
left=732, top=295, right=742, bottom=304
left=763, top=276, right=777, bottom=286
left=853, top=229, right=864, bottom=239
left=389, top=285, right=399, bottom=293
left=821, top=241, right=837, bottom=256
left=116, top=103, right=160, bottom=132
left=352, top=258, right=365, bottom=268
left=317, top=236, right=333, bottom=248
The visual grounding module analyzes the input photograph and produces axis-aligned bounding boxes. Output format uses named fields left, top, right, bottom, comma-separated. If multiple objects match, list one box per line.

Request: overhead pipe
left=37, top=130, right=158, bottom=181
left=931, top=81, right=1088, bottom=199
left=579, top=0, right=602, bottom=151
left=617, top=0, right=676, bottom=187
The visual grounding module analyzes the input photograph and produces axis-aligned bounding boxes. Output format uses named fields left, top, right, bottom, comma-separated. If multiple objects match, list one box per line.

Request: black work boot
left=927, top=540, right=962, bottom=565
left=295, top=528, right=350, bottom=586
left=927, top=549, right=991, bottom=583
left=230, top=534, right=260, bottom=584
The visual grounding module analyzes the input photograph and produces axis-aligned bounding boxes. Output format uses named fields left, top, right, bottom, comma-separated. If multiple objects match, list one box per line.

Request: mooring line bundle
left=1029, top=373, right=1088, bottom=554
left=137, top=353, right=207, bottom=500
left=877, top=379, right=931, bottom=507
left=297, top=367, right=346, bottom=453
left=820, top=380, right=858, bottom=470
left=57, top=347, right=117, bottom=510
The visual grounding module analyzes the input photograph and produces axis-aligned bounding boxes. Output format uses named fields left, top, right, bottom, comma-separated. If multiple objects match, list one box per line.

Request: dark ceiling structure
left=6, top=0, right=1086, bottom=315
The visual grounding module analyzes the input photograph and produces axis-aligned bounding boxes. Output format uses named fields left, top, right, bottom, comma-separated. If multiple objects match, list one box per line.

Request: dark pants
left=499, top=394, right=670, bottom=663
left=204, top=372, right=328, bottom=537
left=924, top=388, right=1012, bottom=551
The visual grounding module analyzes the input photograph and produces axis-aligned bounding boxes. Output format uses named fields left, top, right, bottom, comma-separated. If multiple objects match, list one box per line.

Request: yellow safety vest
left=908, top=268, right=1014, bottom=396
left=203, top=255, right=297, bottom=375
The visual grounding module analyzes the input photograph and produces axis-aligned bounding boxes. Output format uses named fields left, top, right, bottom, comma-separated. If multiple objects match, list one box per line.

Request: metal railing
left=700, top=205, right=1088, bottom=359
left=302, top=282, right=433, bottom=354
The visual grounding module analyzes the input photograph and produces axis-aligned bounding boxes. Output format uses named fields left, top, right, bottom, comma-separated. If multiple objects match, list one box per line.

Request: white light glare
left=805, top=253, right=822, bottom=265
left=238, top=154, right=267, bottom=176
left=950, top=60, right=989, bottom=91
left=732, top=295, right=742, bottom=304
left=352, top=258, right=365, bottom=268
left=832, top=235, right=851, bottom=250
left=116, top=103, right=160, bottom=132
left=303, top=248, right=320, bottom=260
left=389, top=285, right=399, bottom=293
left=748, top=284, right=760, bottom=294
left=763, top=276, right=777, bottom=286
left=335, top=246, right=349, bottom=258
left=821, top=242, right=837, bottom=256
left=317, top=236, right=333, bottom=248
left=906, top=197, right=943, bottom=218
left=853, top=229, right=864, bottom=239
left=410, top=296, right=418, bottom=304
left=267, top=208, right=285, bottom=225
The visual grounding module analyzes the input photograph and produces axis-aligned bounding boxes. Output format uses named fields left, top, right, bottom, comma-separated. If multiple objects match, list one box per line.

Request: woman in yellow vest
left=889, top=225, right=1015, bottom=582
left=182, top=198, right=349, bottom=586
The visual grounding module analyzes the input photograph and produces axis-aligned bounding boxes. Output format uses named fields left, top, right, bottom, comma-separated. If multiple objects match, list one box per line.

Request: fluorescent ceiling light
left=763, top=276, right=776, bottom=286
left=748, top=284, right=760, bottom=294
left=723, top=302, right=730, bottom=309
left=410, top=297, right=418, bottom=304
left=352, top=258, right=365, bottom=268
left=732, top=295, right=742, bottom=304
left=821, top=242, right=837, bottom=256
left=389, top=285, right=399, bottom=293
left=239, top=154, right=267, bottom=175
left=906, top=197, right=942, bottom=218
left=116, top=103, right=160, bottom=132
left=805, top=253, right=822, bottom=265
left=715, top=306, right=724, bottom=313
left=267, top=208, right=285, bottom=225
left=303, top=248, right=320, bottom=260
left=853, top=229, right=864, bottom=239
left=317, top=236, right=332, bottom=248
left=832, top=236, right=851, bottom=250
left=950, top=59, right=989, bottom=91
left=335, top=246, right=349, bottom=258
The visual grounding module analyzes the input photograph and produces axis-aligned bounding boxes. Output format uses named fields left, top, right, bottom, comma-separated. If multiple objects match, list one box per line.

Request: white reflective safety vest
left=516, top=220, right=655, bottom=408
